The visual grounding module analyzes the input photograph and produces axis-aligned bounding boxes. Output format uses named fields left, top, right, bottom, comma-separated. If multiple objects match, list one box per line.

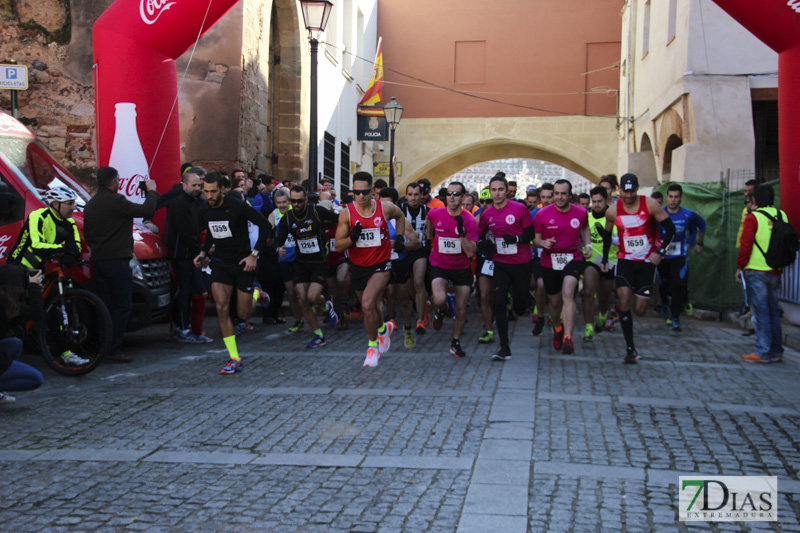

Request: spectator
left=508, top=180, right=518, bottom=199
left=599, top=174, right=618, bottom=207
left=84, top=166, right=159, bottom=363
left=578, top=192, right=591, bottom=209
left=373, top=178, right=388, bottom=199
left=0, top=264, right=44, bottom=404
left=418, top=179, right=444, bottom=209
left=737, top=184, right=785, bottom=364
left=251, top=173, right=277, bottom=215
left=463, top=191, right=477, bottom=213
left=525, top=188, right=539, bottom=210
left=736, top=179, right=758, bottom=248
left=651, top=191, right=663, bottom=206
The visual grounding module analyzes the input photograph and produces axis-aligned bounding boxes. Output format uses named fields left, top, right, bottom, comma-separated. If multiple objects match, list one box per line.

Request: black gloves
left=454, top=215, right=466, bottom=237
left=394, top=239, right=405, bottom=254
left=350, top=222, right=363, bottom=244
left=478, top=239, right=495, bottom=259
left=502, top=234, right=519, bottom=245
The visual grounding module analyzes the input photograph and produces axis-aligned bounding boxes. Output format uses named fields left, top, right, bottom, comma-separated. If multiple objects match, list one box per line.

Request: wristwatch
left=251, top=249, right=260, bottom=258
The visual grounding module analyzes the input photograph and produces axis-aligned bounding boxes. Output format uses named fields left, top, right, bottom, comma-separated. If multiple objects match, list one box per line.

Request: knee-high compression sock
left=190, top=295, right=206, bottom=335
left=619, top=310, right=634, bottom=350
left=223, top=335, right=240, bottom=361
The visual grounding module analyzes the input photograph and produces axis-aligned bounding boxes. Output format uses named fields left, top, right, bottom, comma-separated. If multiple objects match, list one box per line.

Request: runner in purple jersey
left=477, top=173, right=535, bottom=362
left=427, top=181, right=478, bottom=358
left=534, top=179, right=591, bottom=355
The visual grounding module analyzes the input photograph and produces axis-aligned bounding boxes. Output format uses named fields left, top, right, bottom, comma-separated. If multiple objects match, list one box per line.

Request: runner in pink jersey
left=534, top=179, right=591, bottom=355
left=477, top=173, right=535, bottom=361
left=427, top=182, right=478, bottom=358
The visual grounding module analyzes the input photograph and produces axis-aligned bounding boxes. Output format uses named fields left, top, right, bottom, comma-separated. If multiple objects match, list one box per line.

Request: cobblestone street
left=1, top=305, right=799, bottom=532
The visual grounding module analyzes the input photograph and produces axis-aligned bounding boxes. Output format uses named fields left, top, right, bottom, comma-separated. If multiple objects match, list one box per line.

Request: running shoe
left=450, top=339, right=466, bottom=358
left=422, top=301, right=431, bottom=327
left=665, top=317, right=673, bottom=326
left=552, top=325, right=564, bottom=351
left=325, top=300, right=338, bottom=328
left=235, top=321, right=258, bottom=335
left=187, top=332, right=213, bottom=343
left=685, top=301, right=694, bottom=317
left=404, top=328, right=416, bottom=348
left=364, top=346, right=379, bottom=368
left=741, top=353, right=770, bottom=364
left=584, top=323, right=594, bottom=342
left=604, top=317, right=615, bottom=332
left=0, top=392, right=16, bottom=404
left=306, top=334, right=326, bottom=349
left=624, top=348, right=640, bottom=364
left=671, top=317, right=682, bottom=332
left=173, top=329, right=196, bottom=343
left=491, top=344, right=512, bottom=362
left=771, top=354, right=783, bottom=363
left=595, top=312, right=608, bottom=332
left=220, top=359, right=243, bottom=374
left=478, top=330, right=495, bottom=344
left=61, top=351, right=90, bottom=366
left=415, top=320, right=426, bottom=335
left=288, top=319, right=304, bottom=333
left=433, top=306, right=445, bottom=331
left=532, top=316, right=545, bottom=337
left=377, top=321, right=395, bottom=354
left=562, top=335, right=574, bottom=354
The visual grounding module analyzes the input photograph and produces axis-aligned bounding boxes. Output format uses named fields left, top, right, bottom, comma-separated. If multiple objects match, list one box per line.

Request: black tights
left=493, top=262, right=531, bottom=346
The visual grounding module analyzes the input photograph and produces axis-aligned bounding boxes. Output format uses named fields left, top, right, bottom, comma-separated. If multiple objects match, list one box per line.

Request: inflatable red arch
left=93, top=0, right=240, bottom=202
left=711, top=0, right=800, bottom=229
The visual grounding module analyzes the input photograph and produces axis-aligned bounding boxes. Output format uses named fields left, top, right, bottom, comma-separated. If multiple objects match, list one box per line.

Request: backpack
left=753, top=209, right=799, bottom=269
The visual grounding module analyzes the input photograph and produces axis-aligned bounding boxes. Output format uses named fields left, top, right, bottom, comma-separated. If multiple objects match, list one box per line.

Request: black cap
left=619, top=173, right=639, bottom=191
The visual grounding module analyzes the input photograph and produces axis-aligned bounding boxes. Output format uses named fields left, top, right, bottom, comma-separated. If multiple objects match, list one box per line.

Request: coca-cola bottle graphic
left=108, top=102, right=149, bottom=204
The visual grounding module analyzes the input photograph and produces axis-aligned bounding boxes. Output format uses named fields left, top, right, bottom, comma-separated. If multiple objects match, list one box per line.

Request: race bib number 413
left=356, top=228, right=381, bottom=248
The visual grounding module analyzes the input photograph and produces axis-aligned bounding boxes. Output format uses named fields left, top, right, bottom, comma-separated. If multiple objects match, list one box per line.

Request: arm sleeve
left=318, top=205, right=340, bottom=225
left=276, top=216, right=288, bottom=248
left=520, top=223, right=535, bottom=243
left=66, top=219, right=81, bottom=253
left=659, top=216, right=676, bottom=251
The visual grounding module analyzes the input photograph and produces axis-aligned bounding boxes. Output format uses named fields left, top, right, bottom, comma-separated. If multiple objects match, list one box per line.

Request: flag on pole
left=359, top=37, right=384, bottom=106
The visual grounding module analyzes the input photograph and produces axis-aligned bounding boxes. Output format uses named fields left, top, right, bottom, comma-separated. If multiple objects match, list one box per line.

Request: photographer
left=84, top=166, right=159, bottom=363
left=0, top=265, right=44, bottom=404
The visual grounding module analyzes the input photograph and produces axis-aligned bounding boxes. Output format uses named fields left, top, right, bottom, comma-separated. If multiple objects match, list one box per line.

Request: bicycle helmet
left=44, top=186, right=78, bottom=205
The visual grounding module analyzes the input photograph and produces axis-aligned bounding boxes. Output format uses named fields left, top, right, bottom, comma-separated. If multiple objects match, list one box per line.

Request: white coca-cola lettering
left=140, top=0, right=177, bottom=25
left=789, top=0, right=800, bottom=13
left=0, top=233, right=11, bottom=257
left=118, top=174, right=146, bottom=198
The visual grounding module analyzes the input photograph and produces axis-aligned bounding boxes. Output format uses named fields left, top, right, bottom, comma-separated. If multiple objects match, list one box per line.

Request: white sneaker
left=363, top=346, right=379, bottom=368
left=0, top=392, right=16, bottom=404
left=377, top=321, right=395, bottom=354
left=62, top=351, right=90, bottom=366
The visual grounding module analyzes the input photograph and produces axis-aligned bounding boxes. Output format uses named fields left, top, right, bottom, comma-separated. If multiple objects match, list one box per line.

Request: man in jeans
left=84, top=166, right=159, bottom=363
left=737, top=184, right=785, bottom=364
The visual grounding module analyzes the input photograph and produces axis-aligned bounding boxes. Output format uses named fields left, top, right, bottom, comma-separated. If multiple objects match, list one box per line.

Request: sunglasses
left=479, top=199, right=492, bottom=204
left=446, top=191, right=463, bottom=197
left=353, top=189, right=372, bottom=196
left=289, top=198, right=305, bottom=204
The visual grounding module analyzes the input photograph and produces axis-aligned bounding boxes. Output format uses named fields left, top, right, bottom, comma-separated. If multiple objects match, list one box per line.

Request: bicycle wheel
left=37, top=288, right=112, bottom=376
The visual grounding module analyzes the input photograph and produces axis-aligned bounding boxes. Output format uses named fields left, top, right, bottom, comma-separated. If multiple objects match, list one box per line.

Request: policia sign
left=357, top=105, right=388, bottom=141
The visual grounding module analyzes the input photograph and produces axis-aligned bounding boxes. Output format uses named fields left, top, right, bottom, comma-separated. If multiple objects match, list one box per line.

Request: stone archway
left=662, top=134, right=683, bottom=179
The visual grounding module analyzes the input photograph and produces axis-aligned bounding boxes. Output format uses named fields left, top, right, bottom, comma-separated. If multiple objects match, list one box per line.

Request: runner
left=475, top=188, right=496, bottom=344
left=656, top=183, right=705, bottom=332
left=533, top=179, right=591, bottom=354
left=583, top=186, right=618, bottom=340
left=194, top=172, right=271, bottom=374
left=402, top=182, right=432, bottom=335
left=334, top=172, right=407, bottom=368
left=276, top=186, right=340, bottom=348
left=477, top=174, right=535, bottom=361
left=379, top=188, right=421, bottom=348
left=600, top=173, right=675, bottom=364
left=325, top=221, right=351, bottom=330
left=531, top=182, right=554, bottom=336
left=267, top=188, right=304, bottom=332
left=427, top=182, right=479, bottom=358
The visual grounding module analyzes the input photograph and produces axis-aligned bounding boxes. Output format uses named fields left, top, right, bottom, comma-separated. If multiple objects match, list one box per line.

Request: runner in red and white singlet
left=600, top=173, right=675, bottom=364
left=335, top=172, right=406, bottom=368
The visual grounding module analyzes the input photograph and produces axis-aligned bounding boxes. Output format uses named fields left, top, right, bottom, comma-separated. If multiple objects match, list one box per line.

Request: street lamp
left=384, top=96, right=404, bottom=188
left=299, top=0, right=334, bottom=193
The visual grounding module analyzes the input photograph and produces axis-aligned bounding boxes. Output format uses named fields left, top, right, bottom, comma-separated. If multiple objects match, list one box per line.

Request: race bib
left=356, top=228, right=381, bottom=248
left=551, top=253, right=572, bottom=271
left=209, top=221, right=232, bottom=239
left=391, top=250, right=400, bottom=261
left=497, top=240, right=517, bottom=255
left=298, top=238, right=321, bottom=254
left=330, top=238, right=336, bottom=251
left=438, top=237, right=462, bottom=254
left=481, top=259, right=495, bottom=276
left=285, top=234, right=296, bottom=248
left=623, top=235, right=649, bottom=254
left=666, top=242, right=680, bottom=256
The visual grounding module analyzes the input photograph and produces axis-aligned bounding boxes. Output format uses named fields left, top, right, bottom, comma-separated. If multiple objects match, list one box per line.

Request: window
left=642, top=0, right=651, bottom=57
left=454, top=41, right=486, bottom=84
left=323, top=132, right=336, bottom=183
left=667, top=0, right=677, bottom=43
left=340, top=142, right=350, bottom=196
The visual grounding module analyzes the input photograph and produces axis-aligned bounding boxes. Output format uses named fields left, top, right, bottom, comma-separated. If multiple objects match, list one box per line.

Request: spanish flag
left=359, top=38, right=384, bottom=106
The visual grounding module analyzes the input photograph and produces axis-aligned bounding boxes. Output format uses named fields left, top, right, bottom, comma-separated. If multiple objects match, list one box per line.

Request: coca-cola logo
left=118, top=174, right=147, bottom=200
left=789, top=0, right=800, bottom=13
left=0, top=234, right=12, bottom=258
left=140, top=0, right=176, bottom=25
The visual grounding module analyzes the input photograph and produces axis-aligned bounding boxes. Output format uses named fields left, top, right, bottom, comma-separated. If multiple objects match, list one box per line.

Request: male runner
left=267, top=188, right=304, bottom=331
left=534, top=179, right=591, bottom=354
left=531, top=182, right=554, bottom=335
left=194, top=172, right=271, bottom=374
left=475, top=188, right=496, bottom=343
left=583, top=186, right=618, bottom=340
left=657, top=183, right=705, bottom=332
left=428, top=181, right=478, bottom=357
left=402, top=182, right=431, bottom=334
left=478, top=174, right=535, bottom=361
left=276, top=186, right=340, bottom=348
left=334, top=172, right=406, bottom=368
left=600, top=173, right=675, bottom=364
left=325, top=220, right=350, bottom=330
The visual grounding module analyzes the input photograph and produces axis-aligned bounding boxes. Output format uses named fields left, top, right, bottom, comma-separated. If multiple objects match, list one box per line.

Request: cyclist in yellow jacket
left=8, top=187, right=88, bottom=366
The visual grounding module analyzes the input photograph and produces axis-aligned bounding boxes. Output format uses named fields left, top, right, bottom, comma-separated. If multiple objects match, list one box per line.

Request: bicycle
left=29, top=259, right=113, bottom=376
